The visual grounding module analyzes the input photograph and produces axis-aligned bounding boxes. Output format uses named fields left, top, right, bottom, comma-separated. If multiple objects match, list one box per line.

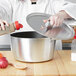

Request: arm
left=58, top=10, right=72, bottom=19
left=0, top=0, right=13, bottom=30
left=47, top=0, right=76, bottom=26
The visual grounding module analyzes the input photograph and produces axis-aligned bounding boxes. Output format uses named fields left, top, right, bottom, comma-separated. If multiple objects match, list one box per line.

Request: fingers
left=0, top=24, right=1, bottom=30
left=49, top=15, right=64, bottom=27
left=49, top=16, right=55, bottom=26
left=43, top=16, right=60, bottom=27
left=42, top=13, right=64, bottom=31
left=0, top=20, right=8, bottom=30
left=0, top=20, right=5, bottom=30
left=3, top=20, right=9, bottom=26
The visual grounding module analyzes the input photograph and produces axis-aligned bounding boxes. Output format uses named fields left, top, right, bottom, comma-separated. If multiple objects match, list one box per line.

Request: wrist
left=58, top=10, right=72, bottom=19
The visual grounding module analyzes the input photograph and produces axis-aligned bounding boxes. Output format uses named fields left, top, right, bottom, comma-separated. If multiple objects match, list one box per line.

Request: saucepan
left=10, top=32, right=55, bottom=62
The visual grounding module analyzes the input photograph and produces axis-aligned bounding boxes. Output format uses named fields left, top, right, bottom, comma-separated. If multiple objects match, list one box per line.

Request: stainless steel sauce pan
left=11, top=32, right=55, bottom=62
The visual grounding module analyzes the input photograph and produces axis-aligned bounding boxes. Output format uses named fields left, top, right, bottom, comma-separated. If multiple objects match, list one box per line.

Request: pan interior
left=11, top=32, right=47, bottom=38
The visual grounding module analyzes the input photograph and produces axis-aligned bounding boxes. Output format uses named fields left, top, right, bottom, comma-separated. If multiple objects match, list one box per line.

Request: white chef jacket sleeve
left=0, top=0, right=13, bottom=22
left=53, top=0, right=76, bottom=20
left=63, top=1, right=76, bottom=20
left=52, top=0, right=64, bottom=14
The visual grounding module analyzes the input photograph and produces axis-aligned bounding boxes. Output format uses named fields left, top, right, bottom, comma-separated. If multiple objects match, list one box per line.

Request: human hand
left=40, top=12, right=64, bottom=37
left=44, top=10, right=71, bottom=27
left=41, top=11, right=71, bottom=37
left=0, top=19, right=9, bottom=30
left=40, top=11, right=65, bottom=31
left=44, top=13, right=64, bottom=28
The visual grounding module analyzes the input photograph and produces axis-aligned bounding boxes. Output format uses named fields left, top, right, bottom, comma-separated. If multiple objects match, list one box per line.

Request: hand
left=44, top=10, right=71, bottom=27
left=44, top=13, right=64, bottom=27
left=0, top=19, right=9, bottom=30
left=49, top=14, right=64, bottom=27
left=41, top=11, right=72, bottom=37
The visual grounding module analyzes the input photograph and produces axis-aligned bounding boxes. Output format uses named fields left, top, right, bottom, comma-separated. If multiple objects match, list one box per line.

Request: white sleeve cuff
left=63, top=3, right=76, bottom=20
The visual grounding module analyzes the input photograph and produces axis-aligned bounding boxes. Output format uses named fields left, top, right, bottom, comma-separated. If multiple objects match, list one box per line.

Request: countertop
left=0, top=50, right=76, bottom=76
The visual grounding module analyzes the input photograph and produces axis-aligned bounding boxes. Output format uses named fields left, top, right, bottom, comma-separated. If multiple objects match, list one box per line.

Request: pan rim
left=10, top=31, right=49, bottom=39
